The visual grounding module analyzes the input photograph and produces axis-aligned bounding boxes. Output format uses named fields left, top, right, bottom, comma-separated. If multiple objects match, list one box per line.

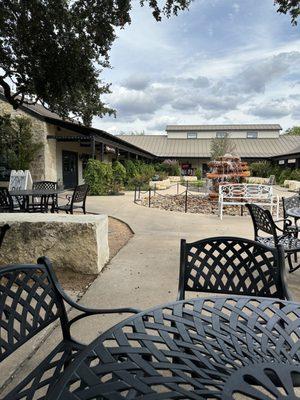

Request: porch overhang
left=45, top=118, right=155, bottom=160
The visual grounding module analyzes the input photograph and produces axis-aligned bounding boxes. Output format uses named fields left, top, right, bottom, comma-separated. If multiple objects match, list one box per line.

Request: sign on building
left=9, top=170, right=33, bottom=191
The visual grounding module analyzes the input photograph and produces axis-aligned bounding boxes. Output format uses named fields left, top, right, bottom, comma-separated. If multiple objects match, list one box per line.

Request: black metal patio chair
left=27, top=180, right=58, bottom=213
left=0, top=224, right=9, bottom=248
left=56, top=184, right=89, bottom=214
left=0, top=187, right=19, bottom=212
left=0, top=256, right=140, bottom=400
left=282, top=194, right=300, bottom=234
left=177, top=236, right=290, bottom=301
left=246, top=203, right=300, bottom=273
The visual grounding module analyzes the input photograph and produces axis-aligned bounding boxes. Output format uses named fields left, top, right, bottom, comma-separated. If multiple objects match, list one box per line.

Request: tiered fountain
left=206, top=154, right=250, bottom=199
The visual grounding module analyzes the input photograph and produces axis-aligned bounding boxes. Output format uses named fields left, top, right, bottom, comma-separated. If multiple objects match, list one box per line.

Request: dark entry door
left=62, top=151, right=78, bottom=189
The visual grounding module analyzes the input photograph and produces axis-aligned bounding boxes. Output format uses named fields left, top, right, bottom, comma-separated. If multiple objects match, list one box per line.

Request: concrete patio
left=1, top=186, right=300, bottom=395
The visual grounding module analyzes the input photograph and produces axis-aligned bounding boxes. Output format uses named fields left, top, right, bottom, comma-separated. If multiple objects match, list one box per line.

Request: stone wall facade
left=0, top=99, right=48, bottom=182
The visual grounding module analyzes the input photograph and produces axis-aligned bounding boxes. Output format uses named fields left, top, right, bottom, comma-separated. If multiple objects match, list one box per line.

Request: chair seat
left=57, top=204, right=71, bottom=211
left=257, top=235, right=300, bottom=251
left=57, top=204, right=83, bottom=211
left=4, top=339, right=84, bottom=400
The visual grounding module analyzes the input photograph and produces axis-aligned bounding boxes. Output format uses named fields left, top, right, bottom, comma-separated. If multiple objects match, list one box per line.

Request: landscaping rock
left=0, top=213, right=109, bottom=274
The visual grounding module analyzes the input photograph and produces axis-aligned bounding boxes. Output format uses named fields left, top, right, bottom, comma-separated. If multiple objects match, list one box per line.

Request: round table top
left=9, top=188, right=64, bottom=196
left=49, top=296, right=300, bottom=400
left=287, top=207, right=300, bottom=219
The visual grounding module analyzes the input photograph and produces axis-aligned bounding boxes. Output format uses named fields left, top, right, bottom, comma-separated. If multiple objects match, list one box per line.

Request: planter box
left=149, top=178, right=171, bottom=190
left=0, top=213, right=109, bottom=274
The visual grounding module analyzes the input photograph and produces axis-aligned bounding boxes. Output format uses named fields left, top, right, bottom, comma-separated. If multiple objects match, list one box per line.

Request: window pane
left=216, top=132, right=226, bottom=138
left=247, top=131, right=258, bottom=138
left=187, top=132, right=197, bottom=139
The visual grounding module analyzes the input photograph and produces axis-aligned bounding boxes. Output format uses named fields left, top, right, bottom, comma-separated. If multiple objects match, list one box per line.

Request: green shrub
left=160, top=159, right=181, bottom=176
left=112, top=161, right=126, bottom=193
left=290, top=169, right=300, bottom=181
left=249, top=161, right=272, bottom=178
left=278, top=168, right=292, bottom=184
left=195, top=168, right=202, bottom=180
left=83, top=159, right=113, bottom=195
left=124, top=160, right=138, bottom=184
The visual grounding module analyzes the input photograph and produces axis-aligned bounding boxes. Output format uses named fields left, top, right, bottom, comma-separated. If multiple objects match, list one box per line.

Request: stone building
left=0, top=95, right=154, bottom=188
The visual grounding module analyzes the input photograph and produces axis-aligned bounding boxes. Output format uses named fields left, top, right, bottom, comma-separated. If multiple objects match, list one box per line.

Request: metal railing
left=134, top=182, right=208, bottom=213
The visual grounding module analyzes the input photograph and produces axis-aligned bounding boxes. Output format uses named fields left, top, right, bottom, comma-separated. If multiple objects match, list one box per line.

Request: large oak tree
left=0, top=0, right=191, bottom=124
left=0, top=0, right=298, bottom=123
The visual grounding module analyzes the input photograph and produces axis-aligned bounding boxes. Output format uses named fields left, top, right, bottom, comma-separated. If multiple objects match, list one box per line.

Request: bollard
left=185, top=189, right=188, bottom=213
left=149, top=188, right=151, bottom=207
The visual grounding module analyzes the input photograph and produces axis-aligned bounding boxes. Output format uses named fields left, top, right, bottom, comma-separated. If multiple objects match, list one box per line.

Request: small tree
left=0, top=114, right=42, bottom=170
left=210, top=133, right=236, bottom=160
left=285, top=126, right=300, bottom=135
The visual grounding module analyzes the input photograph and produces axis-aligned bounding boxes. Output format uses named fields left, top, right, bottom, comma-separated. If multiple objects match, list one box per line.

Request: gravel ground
left=142, top=193, right=283, bottom=217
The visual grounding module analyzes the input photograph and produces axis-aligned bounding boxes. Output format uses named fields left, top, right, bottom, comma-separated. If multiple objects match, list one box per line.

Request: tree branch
left=0, top=76, right=21, bottom=109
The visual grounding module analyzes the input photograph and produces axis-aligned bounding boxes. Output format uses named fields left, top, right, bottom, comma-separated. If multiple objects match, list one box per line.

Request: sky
left=93, top=0, right=300, bottom=135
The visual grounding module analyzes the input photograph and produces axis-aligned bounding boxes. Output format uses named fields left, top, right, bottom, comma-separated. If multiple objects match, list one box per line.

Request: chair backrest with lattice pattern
left=71, top=184, right=89, bottom=204
left=0, top=261, right=68, bottom=362
left=178, top=236, right=288, bottom=300
left=282, top=195, right=300, bottom=220
left=32, top=181, right=58, bottom=191
left=0, top=187, right=14, bottom=212
left=246, top=203, right=278, bottom=242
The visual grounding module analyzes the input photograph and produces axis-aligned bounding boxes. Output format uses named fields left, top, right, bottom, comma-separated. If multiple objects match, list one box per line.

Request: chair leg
left=287, top=253, right=300, bottom=273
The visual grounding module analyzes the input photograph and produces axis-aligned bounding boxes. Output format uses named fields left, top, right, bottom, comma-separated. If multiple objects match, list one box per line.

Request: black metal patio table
left=287, top=207, right=300, bottom=220
left=47, top=296, right=300, bottom=400
left=9, top=188, right=64, bottom=212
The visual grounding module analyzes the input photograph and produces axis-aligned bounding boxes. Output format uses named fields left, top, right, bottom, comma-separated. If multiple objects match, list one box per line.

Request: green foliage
left=275, top=0, right=300, bottom=25
left=210, top=133, right=236, bottom=160
left=0, top=1, right=190, bottom=122
left=278, top=168, right=292, bottom=184
left=0, top=114, right=42, bottom=170
left=112, top=161, right=126, bottom=193
left=159, top=159, right=181, bottom=176
left=123, top=160, right=138, bottom=184
left=250, top=161, right=273, bottom=178
left=285, top=126, right=300, bottom=135
left=290, top=169, right=300, bottom=181
left=83, top=159, right=113, bottom=195
left=195, top=168, right=202, bottom=180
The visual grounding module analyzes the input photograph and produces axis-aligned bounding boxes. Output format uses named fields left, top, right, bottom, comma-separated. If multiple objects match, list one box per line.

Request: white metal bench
left=218, top=183, right=279, bottom=220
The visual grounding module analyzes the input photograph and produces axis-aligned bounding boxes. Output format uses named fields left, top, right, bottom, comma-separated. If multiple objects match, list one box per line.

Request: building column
left=91, top=136, right=96, bottom=159
left=100, top=142, right=104, bottom=161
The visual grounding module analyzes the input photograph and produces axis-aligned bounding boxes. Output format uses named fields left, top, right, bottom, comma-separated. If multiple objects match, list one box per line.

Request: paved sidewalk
left=2, top=190, right=300, bottom=395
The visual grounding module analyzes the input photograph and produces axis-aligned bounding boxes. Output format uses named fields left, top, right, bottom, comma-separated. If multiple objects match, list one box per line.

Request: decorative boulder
left=0, top=214, right=109, bottom=274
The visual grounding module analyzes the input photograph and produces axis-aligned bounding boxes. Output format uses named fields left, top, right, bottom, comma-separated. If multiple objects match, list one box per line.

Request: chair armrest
left=274, top=218, right=298, bottom=233
left=55, top=278, right=141, bottom=327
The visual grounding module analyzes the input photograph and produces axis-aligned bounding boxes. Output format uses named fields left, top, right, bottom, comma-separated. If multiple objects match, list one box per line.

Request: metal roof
left=120, top=134, right=300, bottom=158
left=166, top=124, right=282, bottom=131
left=0, top=94, right=155, bottom=158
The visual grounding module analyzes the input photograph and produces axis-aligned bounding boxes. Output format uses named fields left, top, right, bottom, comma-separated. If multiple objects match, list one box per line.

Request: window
left=187, top=132, right=197, bottom=139
left=247, top=131, right=258, bottom=139
left=216, top=132, right=227, bottom=138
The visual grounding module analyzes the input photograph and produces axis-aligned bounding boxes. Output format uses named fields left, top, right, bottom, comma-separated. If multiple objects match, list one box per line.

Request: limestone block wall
left=0, top=213, right=109, bottom=274
left=0, top=99, right=48, bottom=181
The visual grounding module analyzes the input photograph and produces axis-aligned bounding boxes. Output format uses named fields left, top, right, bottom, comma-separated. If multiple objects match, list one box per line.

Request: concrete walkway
left=2, top=188, right=300, bottom=395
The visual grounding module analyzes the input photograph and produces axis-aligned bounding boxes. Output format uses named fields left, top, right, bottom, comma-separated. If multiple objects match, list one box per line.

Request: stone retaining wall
left=0, top=214, right=109, bottom=274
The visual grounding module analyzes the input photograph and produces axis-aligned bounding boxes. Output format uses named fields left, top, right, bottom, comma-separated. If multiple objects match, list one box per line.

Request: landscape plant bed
left=141, top=194, right=283, bottom=217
